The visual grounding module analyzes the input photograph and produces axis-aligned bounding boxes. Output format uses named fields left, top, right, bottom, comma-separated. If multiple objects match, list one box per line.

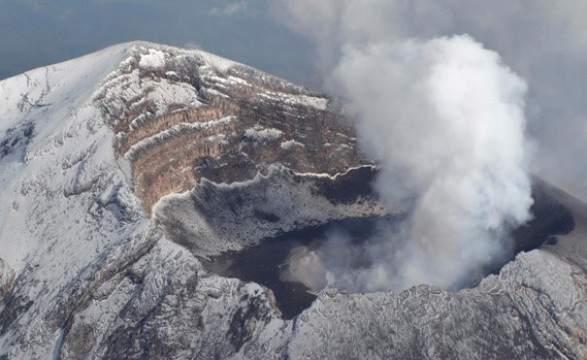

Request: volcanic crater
left=103, top=44, right=576, bottom=319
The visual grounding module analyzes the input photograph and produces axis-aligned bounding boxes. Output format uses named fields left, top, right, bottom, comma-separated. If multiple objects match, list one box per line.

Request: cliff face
left=94, top=44, right=364, bottom=213
left=0, top=42, right=586, bottom=360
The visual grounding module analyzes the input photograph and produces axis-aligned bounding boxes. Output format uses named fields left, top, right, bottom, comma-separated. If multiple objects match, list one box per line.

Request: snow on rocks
left=0, top=42, right=165, bottom=358
left=124, top=116, right=235, bottom=161
left=138, top=48, right=167, bottom=70
left=258, top=91, right=329, bottom=111
left=243, top=127, right=283, bottom=142
left=197, top=50, right=240, bottom=74
left=280, top=139, right=305, bottom=150
left=285, top=248, right=587, bottom=359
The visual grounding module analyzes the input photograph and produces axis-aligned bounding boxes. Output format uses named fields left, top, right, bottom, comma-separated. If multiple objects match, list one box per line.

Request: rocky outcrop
left=0, top=260, right=14, bottom=300
left=95, top=44, right=365, bottom=213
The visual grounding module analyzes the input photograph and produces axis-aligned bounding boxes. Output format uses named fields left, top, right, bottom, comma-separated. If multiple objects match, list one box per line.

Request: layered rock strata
left=94, top=45, right=365, bottom=214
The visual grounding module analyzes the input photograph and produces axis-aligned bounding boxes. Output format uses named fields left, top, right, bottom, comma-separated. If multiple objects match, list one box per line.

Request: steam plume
left=274, top=1, right=538, bottom=291
left=274, top=0, right=587, bottom=201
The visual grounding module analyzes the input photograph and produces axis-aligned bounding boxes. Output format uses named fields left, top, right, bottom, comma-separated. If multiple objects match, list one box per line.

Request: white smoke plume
left=273, top=0, right=587, bottom=201
left=273, top=1, right=542, bottom=292
left=335, top=36, right=532, bottom=290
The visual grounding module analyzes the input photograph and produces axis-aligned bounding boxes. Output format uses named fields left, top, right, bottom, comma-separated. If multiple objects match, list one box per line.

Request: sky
left=0, top=0, right=317, bottom=85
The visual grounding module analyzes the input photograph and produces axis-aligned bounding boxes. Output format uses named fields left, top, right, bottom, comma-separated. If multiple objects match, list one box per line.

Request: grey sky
left=0, top=0, right=317, bottom=86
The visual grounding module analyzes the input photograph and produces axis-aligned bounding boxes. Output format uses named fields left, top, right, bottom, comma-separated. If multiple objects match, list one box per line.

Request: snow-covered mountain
left=0, top=42, right=586, bottom=359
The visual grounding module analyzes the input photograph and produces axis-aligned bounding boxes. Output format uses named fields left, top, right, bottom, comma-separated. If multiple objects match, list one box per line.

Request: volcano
left=0, top=42, right=586, bottom=359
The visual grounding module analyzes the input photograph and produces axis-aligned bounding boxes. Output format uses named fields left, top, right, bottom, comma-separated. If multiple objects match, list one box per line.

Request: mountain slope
left=0, top=42, right=586, bottom=359
left=0, top=41, right=379, bottom=359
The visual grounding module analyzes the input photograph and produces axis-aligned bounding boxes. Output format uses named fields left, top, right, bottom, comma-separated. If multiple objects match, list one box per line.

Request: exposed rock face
left=287, top=246, right=587, bottom=360
left=0, top=42, right=586, bottom=360
left=94, top=45, right=364, bottom=213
